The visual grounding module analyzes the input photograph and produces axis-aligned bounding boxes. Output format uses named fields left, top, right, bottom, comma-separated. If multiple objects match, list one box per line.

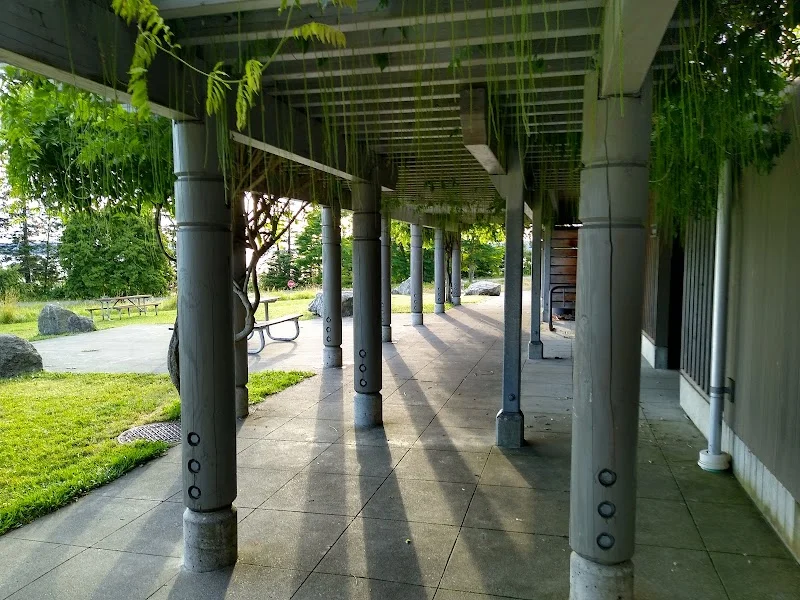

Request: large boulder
left=391, top=277, right=412, bottom=295
left=308, top=291, right=354, bottom=318
left=464, top=281, right=501, bottom=296
left=0, top=334, right=43, bottom=378
left=38, top=304, right=96, bottom=336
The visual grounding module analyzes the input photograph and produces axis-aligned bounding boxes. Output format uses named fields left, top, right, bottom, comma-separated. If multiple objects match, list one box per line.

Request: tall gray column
left=452, top=231, right=462, bottom=306
left=410, top=224, right=424, bottom=326
left=434, top=228, right=446, bottom=314
left=541, top=223, right=552, bottom=324
left=528, top=197, right=544, bottom=359
left=173, top=120, right=237, bottom=572
left=233, top=194, right=249, bottom=418
left=569, top=72, right=652, bottom=600
left=322, top=205, right=343, bottom=368
left=352, top=178, right=383, bottom=428
left=493, top=149, right=525, bottom=448
left=381, top=215, right=392, bottom=342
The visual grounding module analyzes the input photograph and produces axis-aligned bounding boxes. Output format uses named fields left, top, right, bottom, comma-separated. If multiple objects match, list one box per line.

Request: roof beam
left=177, top=0, right=603, bottom=46
left=155, top=0, right=318, bottom=19
left=0, top=0, right=199, bottom=120
left=601, top=0, right=680, bottom=96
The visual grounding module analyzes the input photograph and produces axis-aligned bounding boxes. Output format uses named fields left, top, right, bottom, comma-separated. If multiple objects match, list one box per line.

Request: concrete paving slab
left=293, top=573, right=435, bottom=600
left=237, top=509, right=351, bottom=571
left=710, top=553, right=800, bottom=600
left=635, top=498, right=704, bottom=550
left=689, top=501, right=793, bottom=558
left=265, top=418, right=351, bottom=443
left=316, top=517, right=459, bottom=587
left=6, top=547, right=179, bottom=600
left=479, top=452, right=571, bottom=491
left=393, top=448, right=488, bottom=484
left=637, top=462, right=683, bottom=501
left=93, top=501, right=184, bottom=557
left=0, top=539, right=83, bottom=600
left=7, top=495, right=159, bottom=547
left=633, top=545, right=728, bottom=600
left=670, top=463, right=753, bottom=504
left=463, top=486, right=570, bottom=536
left=148, top=564, right=308, bottom=600
left=236, top=440, right=331, bottom=473
left=361, top=476, right=476, bottom=526
left=262, top=472, right=384, bottom=516
left=235, top=468, right=297, bottom=509
left=304, top=443, right=408, bottom=477
left=439, top=527, right=571, bottom=599
left=98, top=458, right=182, bottom=502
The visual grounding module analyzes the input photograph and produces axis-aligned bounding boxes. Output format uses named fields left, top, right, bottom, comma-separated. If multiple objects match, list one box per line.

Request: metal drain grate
left=118, top=421, right=181, bottom=444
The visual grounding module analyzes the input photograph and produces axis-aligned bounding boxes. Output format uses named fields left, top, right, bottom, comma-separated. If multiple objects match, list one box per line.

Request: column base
left=451, top=296, right=461, bottom=306
left=354, top=392, right=383, bottom=429
left=569, top=552, right=633, bottom=600
left=411, top=312, right=423, bottom=326
left=434, top=303, right=445, bottom=314
left=496, top=410, right=524, bottom=448
left=698, top=449, right=731, bottom=472
left=528, top=341, right=544, bottom=360
left=323, top=346, right=343, bottom=369
left=382, top=325, right=392, bottom=343
left=235, top=387, right=249, bottom=419
left=183, top=506, right=237, bottom=573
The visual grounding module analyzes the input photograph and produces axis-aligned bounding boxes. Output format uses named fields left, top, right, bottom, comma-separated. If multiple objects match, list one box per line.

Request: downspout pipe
left=698, top=159, right=733, bottom=473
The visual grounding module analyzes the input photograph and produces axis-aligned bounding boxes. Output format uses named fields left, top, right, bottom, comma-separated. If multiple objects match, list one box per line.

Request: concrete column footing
left=411, top=313, right=423, bottom=326
left=698, top=449, right=731, bottom=472
left=323, top=347, right=343, bottom=369
left=354, top=392, right=383, bottom=429
left=528, top=341, right=544, bottom=360
left=183, top=506, right=237, bottom=573
left=434, top=304, right=445, bottom=314
left=569, top=552, right=633, bottom=600
left=496, top=410, right=524, bottom=448
left=451, top=296, right=461, bottom=306
left=382, top=326, right=392, bottom=343
left=235, top=388, right=249, bottom=419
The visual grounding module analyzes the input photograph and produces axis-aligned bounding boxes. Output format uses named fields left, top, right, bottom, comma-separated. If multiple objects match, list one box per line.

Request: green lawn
left=0, top=289, right=487, bottom=341
left=0, top=370, right=313, bottom=536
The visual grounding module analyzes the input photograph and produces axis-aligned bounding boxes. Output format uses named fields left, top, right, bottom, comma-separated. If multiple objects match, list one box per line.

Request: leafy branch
left=112, top=0, right=354, bottom=129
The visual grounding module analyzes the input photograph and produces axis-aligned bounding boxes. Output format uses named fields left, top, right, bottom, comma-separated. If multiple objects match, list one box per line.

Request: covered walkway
left=2, top=297, right=797, bottom=600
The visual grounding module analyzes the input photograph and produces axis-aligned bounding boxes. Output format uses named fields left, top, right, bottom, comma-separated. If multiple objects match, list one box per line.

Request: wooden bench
left=87, top=307, right=107, bottom=319
left=135, top=303, right=160, bottom=316
left=247, top=314, right=302, bottom=354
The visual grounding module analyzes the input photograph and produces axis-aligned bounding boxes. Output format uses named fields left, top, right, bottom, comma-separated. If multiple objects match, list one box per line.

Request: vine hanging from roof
left=111, top=0, right=354, bottom=129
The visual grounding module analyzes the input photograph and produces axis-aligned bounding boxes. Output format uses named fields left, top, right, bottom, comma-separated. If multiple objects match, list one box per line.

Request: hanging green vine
left=650, top=0, right=799, bottom=235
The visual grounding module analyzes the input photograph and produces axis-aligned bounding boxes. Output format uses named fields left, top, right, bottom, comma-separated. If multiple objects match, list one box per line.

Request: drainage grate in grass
left=118, top=421, right=181, bottom=445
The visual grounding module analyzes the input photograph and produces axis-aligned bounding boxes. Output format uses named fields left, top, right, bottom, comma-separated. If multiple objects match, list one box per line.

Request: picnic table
left=258, top=297, right=278, bottom=320
left=87, top=295, right=160, bottom=321
left=247, top=296, right=302, bottom=354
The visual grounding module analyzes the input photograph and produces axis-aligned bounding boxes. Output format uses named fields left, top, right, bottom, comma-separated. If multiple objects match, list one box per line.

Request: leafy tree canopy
left=59, top=210, right=173, bottom=298
left=0, top=67, right=173, bottom=216
left=652, top=0, right=800, bottom=232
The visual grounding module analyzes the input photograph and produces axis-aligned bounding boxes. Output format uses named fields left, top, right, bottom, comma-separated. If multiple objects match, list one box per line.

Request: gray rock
left=391, top=277, right=412, bottom=295
left=308, top=291, right=354, bottom=318
left=464, top=280, right=501, bottom=296
left=37, top=304, right=96, bottom=336
left=168, top=319, right=180, bottom=393
left=0, top=334, right=43, bottom=378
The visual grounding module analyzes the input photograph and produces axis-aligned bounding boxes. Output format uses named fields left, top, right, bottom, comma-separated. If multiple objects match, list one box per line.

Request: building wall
left=725, top=87, right=800, bottom=501
left=679, top=86, right=800, bottom=560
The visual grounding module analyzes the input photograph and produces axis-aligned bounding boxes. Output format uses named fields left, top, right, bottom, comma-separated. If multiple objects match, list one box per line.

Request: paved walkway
left=5, top=298, right=800, bottom=599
